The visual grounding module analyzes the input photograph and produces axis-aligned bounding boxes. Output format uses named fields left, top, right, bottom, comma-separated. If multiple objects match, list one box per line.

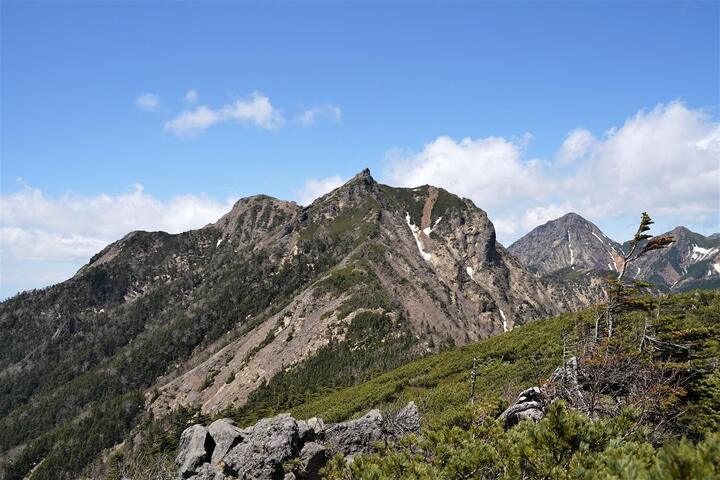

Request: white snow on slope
left=690, top=244, right=718, bottom=263
left=216, top=238, right=223, bottom=247
left=592, top=230, right=619, bottom=271
left=423, top=216, right=443, bottom=236
left=499, top=308, right=508, bottom=332
left=567, top=229, right=575, bottom=267
left=713, top=263, right=720, bottom=275
left=405, top=212, right=432, bottom=261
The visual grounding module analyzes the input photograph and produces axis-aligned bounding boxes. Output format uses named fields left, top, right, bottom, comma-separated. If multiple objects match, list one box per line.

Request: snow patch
left=690, top=244, right=718, bottom=263
left=466, top=266, right=474, bottom=278
left=499, top=309, right=508, bottom=332
left=713, top=263, right=720, bottom=275
left=423, top=216, right=443, bottom=236
left=567, top=229, right=575, bottom=267
left=634, top=265, right=643, bottom=279
left=216, top=238, right=223, bottom=247
left=590, top=231, right=604, bottom=244
left=405, top=212, right=432, bottom=261
left=592, top=231, right=619, bottom=271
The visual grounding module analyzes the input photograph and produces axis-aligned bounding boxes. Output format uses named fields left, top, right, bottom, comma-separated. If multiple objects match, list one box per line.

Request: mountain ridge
left=0, top=169, right=600, bottom=480
left=509, top=212, right=720, bottom=292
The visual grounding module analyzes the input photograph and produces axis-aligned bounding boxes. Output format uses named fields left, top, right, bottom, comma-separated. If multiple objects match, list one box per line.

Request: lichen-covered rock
left=176, top=425, right=215, bottom=478
left=499, top=387, right=547, bottom=429
left=223, top=414, right=301, bottom=479
left=207, top=419, right=244, bottom=466
left=323, top=409, right=384, bottom=455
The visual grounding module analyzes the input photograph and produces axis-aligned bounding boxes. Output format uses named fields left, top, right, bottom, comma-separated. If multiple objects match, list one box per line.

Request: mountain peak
left=509, top=212, right=624, bottom=274
left=344, top=167, right=377, bottom=187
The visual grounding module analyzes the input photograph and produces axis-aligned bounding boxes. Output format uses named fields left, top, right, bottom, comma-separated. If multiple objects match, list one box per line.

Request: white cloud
left=383, top=101, right=720, bottom=244
left=384, top=135, right=548, bottom=210
left=295, top=175, right=345, bottom=205
left=556, top=128, right=595, bottom=164
left=135, top=93, right=161, bottom=112
left=184, top=89, right=198, bottom=103
left=296, top=104, right=342, bottom=126
left=164, top=92, right=284, bottom=136
left=0, top=184, right=236, bottom=297
left=561, top=101, right=719, bottom=225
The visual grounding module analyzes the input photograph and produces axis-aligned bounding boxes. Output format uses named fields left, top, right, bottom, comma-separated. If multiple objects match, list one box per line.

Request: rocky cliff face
left=0, top=169, right=595, bottom=480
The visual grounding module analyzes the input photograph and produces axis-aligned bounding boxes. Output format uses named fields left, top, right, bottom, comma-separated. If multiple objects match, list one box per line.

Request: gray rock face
left=323, top=409, right=384, bottom=455
left=223, top=414, right=301, bottom=479
left=499, top=387, right=547, bottom=429
left=176, top=425, right=215, bottom=478
left=391, top=401, right=421, bottom=435
left=207, top=419, right=244, bottom=466
left=297, top=442, right=329, bottom=479
left=188, top=464, right=226, bottom=480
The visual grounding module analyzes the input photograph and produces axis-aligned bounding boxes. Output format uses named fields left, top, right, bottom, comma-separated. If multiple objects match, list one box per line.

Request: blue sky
left=1, top=1, right=719, bottom=297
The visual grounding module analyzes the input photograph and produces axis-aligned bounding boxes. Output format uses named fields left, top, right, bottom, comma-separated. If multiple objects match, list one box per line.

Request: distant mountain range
left=508, top=213, right=720, bottom=292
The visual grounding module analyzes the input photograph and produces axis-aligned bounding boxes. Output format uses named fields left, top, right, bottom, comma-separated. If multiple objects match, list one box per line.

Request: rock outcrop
left=176, top=403, right=420, bottom=480
left=176, top=425, right=215, bottom=478
left=498, top=387, right=548, bottom=429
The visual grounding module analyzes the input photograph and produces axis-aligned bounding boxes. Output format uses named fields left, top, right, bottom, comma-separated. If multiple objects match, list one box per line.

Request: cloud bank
left=384, top=101, right=719, bottom=243
left=0, top=185, right=236, bottom=298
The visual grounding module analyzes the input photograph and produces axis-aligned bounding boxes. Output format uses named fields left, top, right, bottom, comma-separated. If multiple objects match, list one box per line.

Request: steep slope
left=103, top=289, right=720, bottom=480
left=622, top=226, right=720, bottom=291
left=149, top=171, right=586, bottom=417
left=508, top=212, right=624, bottom=275
left=0, top=170, right=594, bottom=480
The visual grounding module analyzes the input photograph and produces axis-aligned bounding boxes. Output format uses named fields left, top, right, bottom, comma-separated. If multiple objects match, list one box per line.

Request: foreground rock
left=176, top=402, right=420, bottom=479
left=176, top=425, right=215, bottom=478
left=499, top=387, right=548, bottom=429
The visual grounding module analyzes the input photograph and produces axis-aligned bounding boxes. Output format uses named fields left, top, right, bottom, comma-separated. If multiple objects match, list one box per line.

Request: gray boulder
left=499, top=387, right=547, bottom=429
left=223, top=413, right=301, bottom=479
left=296, top=420, right=316, bottom=444
left=388, top=401, right=421, bottom=436
left=323, top=409, right=384, bottom=455
left=306, top=417, right=325, bottom=435
left=208, top=419, right=244, bottom=466
left=176, top=424, right=215, bottom=478
left=297, top=441, right=330, bottom=479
